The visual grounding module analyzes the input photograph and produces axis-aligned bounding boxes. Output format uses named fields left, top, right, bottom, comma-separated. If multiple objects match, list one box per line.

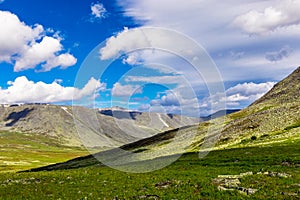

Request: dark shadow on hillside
left=167, top=114, right=174, bottom=119
left=5, top=108, right=34, bottom=126
left=99, top=110, right=142, bottom=120
left=21, top=140, right=300, bottom=172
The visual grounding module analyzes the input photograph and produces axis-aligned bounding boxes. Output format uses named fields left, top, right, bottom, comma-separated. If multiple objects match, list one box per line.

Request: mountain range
left=0, top=104, right=199, bottom=148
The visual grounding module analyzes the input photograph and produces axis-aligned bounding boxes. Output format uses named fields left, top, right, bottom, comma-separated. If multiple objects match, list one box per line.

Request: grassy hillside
left=212, top=67, right=300, bottom=149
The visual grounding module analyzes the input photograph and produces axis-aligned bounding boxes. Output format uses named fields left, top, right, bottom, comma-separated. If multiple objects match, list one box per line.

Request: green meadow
left=0, top=131, right=87, bottom=172
left=0, top=139, right=299, bottom=199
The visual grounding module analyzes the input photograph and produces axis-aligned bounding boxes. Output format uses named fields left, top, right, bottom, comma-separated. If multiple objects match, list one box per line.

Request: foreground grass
left=0, top=140, right=299, bottom=199
left=0, top=132, right=88, bottom=172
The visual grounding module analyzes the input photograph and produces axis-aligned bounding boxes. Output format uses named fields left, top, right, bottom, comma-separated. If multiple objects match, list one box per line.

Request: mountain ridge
left=0, top=104, right=199, bottom=148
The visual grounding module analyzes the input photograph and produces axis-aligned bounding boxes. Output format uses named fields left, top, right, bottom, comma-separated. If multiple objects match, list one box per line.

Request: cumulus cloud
left=100, top=27, right=149, bottom=60
left=145, top=84, right=201, bottom=117
left=0, top=11, right=43, bottom=62
left=150, top=92, right=180, bottom=107
left=91, top=2, right=107, bottom=19
left=0, top=76, right=106, bottom=104
left=125, top=73, right=205, bottom=116
left=233, top=0, right=300, bottom=35
left=0, top=10, right=77, bottom=72
left=122, top=52, right=143, bottom=65
left=111, top=83, right=142, bottom=97
left=265, top=46, right=293, bottom=62
left=99, top=27, right=204, bottom=63
left=201, top=82, right=276, bottom=111
left=15, top=36, right=77, bottom=72
left=226, top=82, right=275, bottom=101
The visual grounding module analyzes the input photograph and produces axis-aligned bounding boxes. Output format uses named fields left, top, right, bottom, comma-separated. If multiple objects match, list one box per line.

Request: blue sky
left=0, top=0, right=299, bottom=116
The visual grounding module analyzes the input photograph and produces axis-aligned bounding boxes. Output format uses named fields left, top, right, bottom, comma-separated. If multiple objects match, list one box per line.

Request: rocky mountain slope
left=215, top=66, right=300, bottom=148
left=0, top=104, right=199, bottom=148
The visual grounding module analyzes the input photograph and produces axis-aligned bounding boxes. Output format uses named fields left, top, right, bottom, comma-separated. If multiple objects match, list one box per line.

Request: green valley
left=0, top=67, right=299, bottom=199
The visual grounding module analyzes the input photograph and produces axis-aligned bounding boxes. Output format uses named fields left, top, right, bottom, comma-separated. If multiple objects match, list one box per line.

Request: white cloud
left=100, top=27, right=150, bottom=60
left=146, top=84, right=201, bottom=117
left=99, top=27, right=205, bottom=62
left=111, top=83, right=142, bottom=97
left=125, top=75, right=183, bottom=85
left=99, top=27, right=225, bottom=87
left=265, top=45, right=293, bottom=62
left=91, top=2, right=107, bottom=19
left=77, top=77, right=106, bottom=99
left=0, top=10, right=76, bottom=72
left=0, top=76, right=106, bottom=104
left=15, top=36, right=77, bottom=72
left=116, top=0, right=268, bottom=48
left=122, top=52, right=143, bottom=65
left=42, top=53, right=77, bottom=71
left=108, top=0, right=299, bottom=116
left=201, top=82, right=276, bottom=112
left=226, top=82, right=275, bottom=100
left=151, top=92, right=180, bottom=107
left=233, top=0, right=300, bottom=35
left=122, top=50, right=186, bottom=75
left=0, top=11, right=43, bottom=62
left=217, top=48, right=300, bottom=82
left=116, top=0, right=300, bottom=84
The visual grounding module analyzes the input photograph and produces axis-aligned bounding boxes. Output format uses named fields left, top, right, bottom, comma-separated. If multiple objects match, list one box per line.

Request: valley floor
left=0, top=132, right=88, bottom=172
left=0, top=140, right=299, bottom=199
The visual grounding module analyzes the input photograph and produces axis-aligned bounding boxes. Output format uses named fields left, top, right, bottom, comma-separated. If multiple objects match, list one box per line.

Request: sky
left=0, top=0, right=299, bottom=117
